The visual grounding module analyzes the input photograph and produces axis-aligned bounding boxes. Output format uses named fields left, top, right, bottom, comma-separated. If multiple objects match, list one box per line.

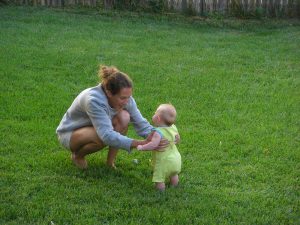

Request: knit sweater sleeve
left=126, top=97, right=153, bottom=138
left=85, top=96, right=133, bottom=152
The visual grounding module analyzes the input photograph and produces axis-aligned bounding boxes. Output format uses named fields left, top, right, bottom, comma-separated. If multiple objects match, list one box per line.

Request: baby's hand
left=137, top=145, right=143, bottom=151
left=174, top=134, right=180, bottom=144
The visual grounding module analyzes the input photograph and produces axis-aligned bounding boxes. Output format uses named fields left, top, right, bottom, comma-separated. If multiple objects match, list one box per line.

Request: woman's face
left=107, top=87, right=132, bottom=111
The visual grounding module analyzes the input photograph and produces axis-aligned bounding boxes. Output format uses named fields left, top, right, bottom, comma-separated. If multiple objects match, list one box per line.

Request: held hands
left=137, top=138, right=168, bottom=151
left=155, top=138, right=169, bottom=151
left=155, top=133, right=180, bottom=151
left=135, top=132, right=180, bottom=151
left=147, top=131, right=168, bottom=152
left=137, top=131, right=167, bottom=151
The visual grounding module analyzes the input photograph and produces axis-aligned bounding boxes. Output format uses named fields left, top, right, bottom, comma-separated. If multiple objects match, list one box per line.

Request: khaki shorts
left=57, top=131, right=73, bottom=150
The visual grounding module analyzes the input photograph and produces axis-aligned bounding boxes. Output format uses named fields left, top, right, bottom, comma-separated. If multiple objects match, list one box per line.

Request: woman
left=56, top=65, right=165, bottom=169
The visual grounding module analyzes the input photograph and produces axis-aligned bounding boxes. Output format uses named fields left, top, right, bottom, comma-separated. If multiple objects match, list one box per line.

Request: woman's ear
left=106, top=89, right=113, bottom=98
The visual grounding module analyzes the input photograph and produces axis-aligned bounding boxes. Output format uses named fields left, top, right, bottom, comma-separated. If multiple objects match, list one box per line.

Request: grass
left=0, top=5, right=299, bottom=225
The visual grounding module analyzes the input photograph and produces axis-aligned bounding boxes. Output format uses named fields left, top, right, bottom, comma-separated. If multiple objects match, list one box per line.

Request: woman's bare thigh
left=69, top=126, right=106, bottom=152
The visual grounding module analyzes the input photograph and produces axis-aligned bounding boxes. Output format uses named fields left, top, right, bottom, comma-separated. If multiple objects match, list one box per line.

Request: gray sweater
left=56, top=84, right=153, bottom=152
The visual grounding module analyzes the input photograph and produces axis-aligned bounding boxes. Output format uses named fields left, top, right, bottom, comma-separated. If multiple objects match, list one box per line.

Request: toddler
left=137, top=104, right=181, bottom=191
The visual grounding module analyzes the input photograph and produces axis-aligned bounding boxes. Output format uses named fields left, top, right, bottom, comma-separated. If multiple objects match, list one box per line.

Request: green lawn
left=0, top=6, right=299, bottom=225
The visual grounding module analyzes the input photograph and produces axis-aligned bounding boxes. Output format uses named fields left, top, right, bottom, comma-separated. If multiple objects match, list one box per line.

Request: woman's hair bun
left=99, top=65, right=119, bottom=80
left=98, top=65, right=132, bottom=95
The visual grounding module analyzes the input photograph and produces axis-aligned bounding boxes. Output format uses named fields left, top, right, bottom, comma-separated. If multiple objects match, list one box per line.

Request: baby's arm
left=137, top=131, right=161, bottom=151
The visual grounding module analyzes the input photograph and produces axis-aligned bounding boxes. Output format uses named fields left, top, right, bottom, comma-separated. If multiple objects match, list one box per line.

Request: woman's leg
left=69, top=110, right=130, bottom=169
left=107, top=110, right=130, bottom=168
left=69, top=126, right=105, bottom=169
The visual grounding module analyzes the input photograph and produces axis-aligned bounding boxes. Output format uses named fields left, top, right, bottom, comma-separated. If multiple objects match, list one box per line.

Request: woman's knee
left=119, top=110, right=130, bottom=124
left=113, top=110, right=130, bottom=132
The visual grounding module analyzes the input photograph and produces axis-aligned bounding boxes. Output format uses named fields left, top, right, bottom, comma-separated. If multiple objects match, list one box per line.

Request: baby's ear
left=157, top=115, right=162, bottom=122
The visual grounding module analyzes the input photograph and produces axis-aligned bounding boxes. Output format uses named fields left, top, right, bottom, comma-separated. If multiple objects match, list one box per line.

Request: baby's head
left=152, top=104, right=177, bottom=126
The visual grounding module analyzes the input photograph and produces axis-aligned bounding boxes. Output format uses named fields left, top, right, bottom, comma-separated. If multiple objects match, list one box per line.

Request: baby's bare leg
left=155, top=182, right=166, bottom=191
left=170, top=174, right=179, bottom=187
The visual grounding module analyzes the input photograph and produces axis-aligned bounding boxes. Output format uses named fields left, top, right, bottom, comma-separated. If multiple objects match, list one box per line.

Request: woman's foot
left=106, top=162, right=117, bottom=170
left=71, top=153, right=88, bottom=169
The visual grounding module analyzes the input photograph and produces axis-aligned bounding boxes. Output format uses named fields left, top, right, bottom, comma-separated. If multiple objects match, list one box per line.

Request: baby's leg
left=170, top=174, right=179, bottom=187
left=155, top=182, right=166, bottom=191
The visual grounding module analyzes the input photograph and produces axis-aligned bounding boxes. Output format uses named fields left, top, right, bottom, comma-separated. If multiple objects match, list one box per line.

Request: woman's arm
left=86, top=96, right=133, bottom=151
left=126, top=97, right=153, bottom=138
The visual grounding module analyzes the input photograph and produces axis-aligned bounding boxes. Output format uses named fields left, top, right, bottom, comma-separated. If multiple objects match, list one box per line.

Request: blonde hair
left=156, top=104, right=177, bottom=126
left=99, top=65, right=133, bottom=95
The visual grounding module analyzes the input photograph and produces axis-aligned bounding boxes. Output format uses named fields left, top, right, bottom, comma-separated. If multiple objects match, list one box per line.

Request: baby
left=137, top=104, right=181, bottom=191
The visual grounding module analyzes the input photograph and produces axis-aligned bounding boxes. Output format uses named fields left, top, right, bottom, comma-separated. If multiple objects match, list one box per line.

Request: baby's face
left=152, top=104, right=176, bottom=127
left=152, top=112, right=160, bottom=126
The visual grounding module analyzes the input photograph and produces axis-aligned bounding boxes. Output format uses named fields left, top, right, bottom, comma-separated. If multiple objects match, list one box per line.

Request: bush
left=105, top=0, right=166, bottom=13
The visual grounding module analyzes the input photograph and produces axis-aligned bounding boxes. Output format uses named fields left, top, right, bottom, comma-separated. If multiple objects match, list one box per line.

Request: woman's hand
left=131, top=139, right=148, bottom=149
left=155, top=133, right=180, bottom=151
left=174, top=134, right=180, bottom=144
left=155, top=138, right=169, bottom=151
left=145, top=131, right=155, bottom=142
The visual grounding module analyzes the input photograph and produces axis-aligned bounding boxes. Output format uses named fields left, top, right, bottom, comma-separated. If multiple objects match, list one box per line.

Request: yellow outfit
left=152, top=124, right=181, bottom=183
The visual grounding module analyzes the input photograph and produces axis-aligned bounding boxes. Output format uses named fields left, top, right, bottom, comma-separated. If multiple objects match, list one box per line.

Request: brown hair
left=99, top=65, right=133, bottom=95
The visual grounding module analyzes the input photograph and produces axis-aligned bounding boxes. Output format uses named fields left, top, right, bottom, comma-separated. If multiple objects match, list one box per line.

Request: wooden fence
left=167, top=0, right=298, bottom=16
left=6, top=0, right=299, bottom=17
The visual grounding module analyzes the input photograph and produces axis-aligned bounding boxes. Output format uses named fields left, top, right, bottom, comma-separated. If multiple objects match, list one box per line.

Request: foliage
left=229, top=0, right=299, bottom=19
left=0, top=6, right=299, bottom=225
left=99, top=0, right=167, bottom=13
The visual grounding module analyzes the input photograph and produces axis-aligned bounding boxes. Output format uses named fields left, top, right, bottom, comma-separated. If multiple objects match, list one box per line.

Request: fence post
left=218, top=0, right=226, bottom=14
left=213, top=0, right=217, bottom=11
left=182, top=0, right=187, bottom=12
left=104, top=0, right=114, bottom=9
